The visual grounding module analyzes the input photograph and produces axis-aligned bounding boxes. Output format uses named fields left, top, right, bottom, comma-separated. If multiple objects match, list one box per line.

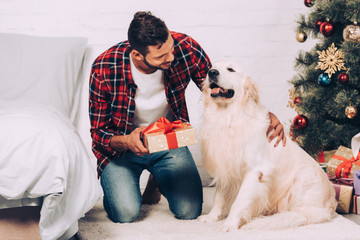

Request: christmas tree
left=289, top=0, right=360, bottom=158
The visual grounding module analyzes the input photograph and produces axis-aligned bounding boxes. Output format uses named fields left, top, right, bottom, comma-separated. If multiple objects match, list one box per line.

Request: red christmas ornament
left=315, top=19, right=323, bottom=29
left=337, top=73, right=349, bottom=84
left=320, top=21, right=334, bottom=37
left=293, top=115, right=309, bottom=130
left=304, top=0, right=314, bottom=7
left=294, top=97, right=302, bottom=104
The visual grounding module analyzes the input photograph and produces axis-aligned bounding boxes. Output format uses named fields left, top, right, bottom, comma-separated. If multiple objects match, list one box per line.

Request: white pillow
left=0, top=33, right=88, bottom=120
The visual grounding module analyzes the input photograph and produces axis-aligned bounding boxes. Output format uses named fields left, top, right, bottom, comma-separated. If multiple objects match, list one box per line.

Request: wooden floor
left=0, top=206, right=41, bottom=240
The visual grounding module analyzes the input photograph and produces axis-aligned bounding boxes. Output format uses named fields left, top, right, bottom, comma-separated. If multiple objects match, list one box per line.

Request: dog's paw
left=219, top=222, right=238, bottom=232
left=198, top=214, right=219, bottom=223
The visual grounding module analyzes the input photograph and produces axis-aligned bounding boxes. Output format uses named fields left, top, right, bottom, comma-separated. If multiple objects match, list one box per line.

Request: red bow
left=333, top=152, right=360, bottom=178
left=142, top=117, right=189, bottom=150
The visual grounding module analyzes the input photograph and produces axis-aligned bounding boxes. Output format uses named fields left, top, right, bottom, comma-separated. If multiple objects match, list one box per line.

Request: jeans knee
left=104, top=198, right=141, bottom=223
left=171, top=199, right=202, bottom=220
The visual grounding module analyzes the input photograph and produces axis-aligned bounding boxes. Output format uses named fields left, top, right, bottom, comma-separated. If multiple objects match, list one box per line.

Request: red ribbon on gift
left=318, top=151, right=325, bottom=163
left=333, top=152, right=360, bottom=178
left=142, top=117, right=189, bottom=150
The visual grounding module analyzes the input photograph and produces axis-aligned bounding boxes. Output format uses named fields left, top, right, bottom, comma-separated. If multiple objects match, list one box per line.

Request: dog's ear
left=241, top=76, right=259, bottom=104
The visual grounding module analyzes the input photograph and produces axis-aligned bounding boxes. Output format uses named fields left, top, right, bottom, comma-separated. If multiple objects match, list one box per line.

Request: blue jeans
left=100, top=147, right=203, bottom=223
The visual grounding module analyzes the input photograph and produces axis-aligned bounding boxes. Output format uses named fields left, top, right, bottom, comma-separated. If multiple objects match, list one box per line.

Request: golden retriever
left=198, top=61, right=337, bottom=231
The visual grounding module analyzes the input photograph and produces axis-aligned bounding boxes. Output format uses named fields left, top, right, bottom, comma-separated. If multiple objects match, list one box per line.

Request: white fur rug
left=78, top=187, right=360, bottom=240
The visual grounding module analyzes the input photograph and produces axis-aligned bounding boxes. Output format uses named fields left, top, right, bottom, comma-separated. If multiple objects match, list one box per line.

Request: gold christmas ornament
left=315, top=43, right=347, bottom=78
left=287, top=88, right=301, bottom=113
left=343, top=24, right=360, bottom=42
left=345, top=105, right=358, bottom=119
left=296, top=31, right=307, bottom=42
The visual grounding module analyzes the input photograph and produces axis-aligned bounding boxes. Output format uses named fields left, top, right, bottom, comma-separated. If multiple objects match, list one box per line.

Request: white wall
left=0, top=0, right=314, bottom=185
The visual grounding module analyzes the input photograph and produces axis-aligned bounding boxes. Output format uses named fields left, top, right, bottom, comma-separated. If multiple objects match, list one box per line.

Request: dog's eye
left=227, top=67, right=235, bottom=72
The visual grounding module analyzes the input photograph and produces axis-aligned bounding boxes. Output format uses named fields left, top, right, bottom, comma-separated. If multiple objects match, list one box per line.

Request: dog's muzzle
left=208, top=69, right=235, bottom=99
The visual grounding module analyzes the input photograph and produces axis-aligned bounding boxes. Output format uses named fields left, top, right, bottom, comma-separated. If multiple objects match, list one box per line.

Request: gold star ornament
left=315, top=43, right=347, bottom=78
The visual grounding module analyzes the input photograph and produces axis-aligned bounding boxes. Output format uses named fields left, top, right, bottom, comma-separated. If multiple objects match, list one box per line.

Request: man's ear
left=131, top=49, right=144, bottom=61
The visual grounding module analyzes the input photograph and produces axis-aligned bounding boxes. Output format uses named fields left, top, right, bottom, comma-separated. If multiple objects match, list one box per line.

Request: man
left=89, top=11, right=285, bottom=223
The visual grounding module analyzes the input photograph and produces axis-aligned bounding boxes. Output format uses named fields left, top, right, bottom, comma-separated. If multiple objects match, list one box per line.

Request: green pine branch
left=289, top=0, right=360, bottom=157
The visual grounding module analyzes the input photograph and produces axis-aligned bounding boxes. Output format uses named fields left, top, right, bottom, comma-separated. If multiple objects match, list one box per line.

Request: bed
left=0, top=33, right=102, bottom=240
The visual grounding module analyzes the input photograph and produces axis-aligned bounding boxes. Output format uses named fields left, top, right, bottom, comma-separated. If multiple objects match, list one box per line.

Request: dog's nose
left=208, top=69, right=219, bottom=78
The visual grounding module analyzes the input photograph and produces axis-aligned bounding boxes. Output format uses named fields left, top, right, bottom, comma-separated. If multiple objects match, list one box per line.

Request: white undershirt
left=130, top=55, right=172, bottom=129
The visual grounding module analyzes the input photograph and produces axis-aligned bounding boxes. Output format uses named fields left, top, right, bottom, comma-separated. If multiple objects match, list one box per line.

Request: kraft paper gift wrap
left=142, top=117, right=197, bottom=154
left=317, top=149, right=337, bottom=163
left=326, top=146, right=360, bottom=179
left=329, top=177, right=354, bottom=214
left=353, top=195, right=360, bottom=214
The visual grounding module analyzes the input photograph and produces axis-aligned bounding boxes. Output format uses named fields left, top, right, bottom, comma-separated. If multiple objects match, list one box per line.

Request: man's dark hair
left=128, top=11, right=169, bottom=56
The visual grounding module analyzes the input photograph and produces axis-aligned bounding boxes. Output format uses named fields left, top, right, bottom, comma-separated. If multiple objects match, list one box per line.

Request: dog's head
left=203, top=61, right=259, bottom=106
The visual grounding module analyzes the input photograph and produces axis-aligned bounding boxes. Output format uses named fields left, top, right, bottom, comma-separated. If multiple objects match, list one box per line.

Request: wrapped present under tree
left=353, top=195, right=360, bottom=215
left=328, top=175, right=354, bottom=214
left=354, top=170, right=360, bottom=196
left=327, top=146, right=360, bottom=179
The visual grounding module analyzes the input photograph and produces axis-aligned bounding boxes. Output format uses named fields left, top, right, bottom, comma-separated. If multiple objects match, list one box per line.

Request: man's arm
left=89, top=70, right=120, bottom=155
left=267, top=112, right=286, bottom=147
left=188, top=36, right=212, bottom=89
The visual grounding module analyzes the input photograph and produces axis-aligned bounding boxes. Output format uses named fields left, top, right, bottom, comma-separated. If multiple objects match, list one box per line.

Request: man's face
left=143, top=34, right=175, bottom=70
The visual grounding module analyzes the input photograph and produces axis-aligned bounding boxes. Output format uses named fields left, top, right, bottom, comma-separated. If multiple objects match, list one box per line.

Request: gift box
left=142, top=117, right=197, bottom=154
left=353, top=133, right=360, bottom=194
left=317, top=149, right=337, bottom=163
left=328, top=176, right=354, bottom=214
left=354, top=170, right=360, bottom=196
left=352, top=195, right=360, bottom=214
left=326, top=145, right=360, bottom=179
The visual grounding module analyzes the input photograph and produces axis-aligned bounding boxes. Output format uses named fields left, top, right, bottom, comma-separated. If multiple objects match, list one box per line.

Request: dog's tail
left=241, top=207, right=334, bottom=230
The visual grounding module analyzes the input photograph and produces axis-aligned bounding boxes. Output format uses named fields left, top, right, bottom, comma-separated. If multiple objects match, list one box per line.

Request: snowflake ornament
left=287, top=88, right=301, bottom=114
left=315, top=43, right=347, bottom=77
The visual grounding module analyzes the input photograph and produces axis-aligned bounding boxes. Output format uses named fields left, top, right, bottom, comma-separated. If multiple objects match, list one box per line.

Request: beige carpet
left=78, top=187, right=360, bottom=240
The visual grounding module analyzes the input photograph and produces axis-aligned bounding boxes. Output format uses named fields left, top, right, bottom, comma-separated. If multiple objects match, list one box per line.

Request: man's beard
left=143, top=57, right=171, bottom=71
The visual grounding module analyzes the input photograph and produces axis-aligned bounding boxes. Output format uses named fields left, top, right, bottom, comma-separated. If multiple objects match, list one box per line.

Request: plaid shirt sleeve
left=166, top=32, right=212, bottom=122
left=89, top=69, right=117, bottom=155
left=89, top=44, right=131, bottom=176
left=188, top=36, right=212, bottom=89
left=89, top=42, right=137, bottom=176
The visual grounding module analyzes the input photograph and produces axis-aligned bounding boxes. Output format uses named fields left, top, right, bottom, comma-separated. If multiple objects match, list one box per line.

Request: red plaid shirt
left=89, top=31, right=212, bottom=176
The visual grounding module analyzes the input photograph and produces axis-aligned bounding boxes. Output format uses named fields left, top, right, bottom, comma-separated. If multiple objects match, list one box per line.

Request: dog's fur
left=198, top=61, right=337, bottom=231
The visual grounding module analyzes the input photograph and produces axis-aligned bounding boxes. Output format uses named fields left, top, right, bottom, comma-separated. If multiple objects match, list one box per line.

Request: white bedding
left=0, top=100, right=102, bottom=240
left=0, top=32, right=102, bottom=240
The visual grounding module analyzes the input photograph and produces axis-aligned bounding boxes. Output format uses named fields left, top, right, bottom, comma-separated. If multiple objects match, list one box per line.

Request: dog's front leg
left=220, top=169, right=269, bottom=232
left=198, top=186, right=226, bottom=223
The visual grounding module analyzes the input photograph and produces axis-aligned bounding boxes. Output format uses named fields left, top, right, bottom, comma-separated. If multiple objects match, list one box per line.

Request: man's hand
left=110, top=126, right=149, bottom=156
left=266, top=112, right=286, bottom=147
left=126, top=127, right=149, bottom=156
